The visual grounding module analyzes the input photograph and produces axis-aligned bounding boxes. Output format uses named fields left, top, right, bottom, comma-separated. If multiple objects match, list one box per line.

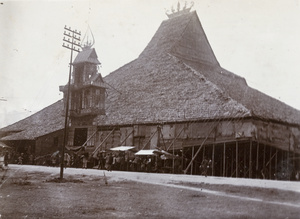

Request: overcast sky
left=1, top=0, right=300, bottom=128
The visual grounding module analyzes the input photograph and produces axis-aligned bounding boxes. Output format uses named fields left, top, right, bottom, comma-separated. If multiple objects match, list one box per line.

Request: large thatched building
left=1, top=10, right=300, bottom=179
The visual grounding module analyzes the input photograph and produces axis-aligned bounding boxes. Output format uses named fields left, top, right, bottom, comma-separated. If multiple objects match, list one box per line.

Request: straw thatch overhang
left=0, top=100, right=64, bottom=141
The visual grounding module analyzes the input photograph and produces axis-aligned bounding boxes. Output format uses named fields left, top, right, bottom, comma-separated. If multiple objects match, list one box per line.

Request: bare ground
left=0, top=165, right=299, bottom=219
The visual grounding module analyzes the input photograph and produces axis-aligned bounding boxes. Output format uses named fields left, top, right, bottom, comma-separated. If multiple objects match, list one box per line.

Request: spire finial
left=81, top=25, right=95, bottom=50
left=165, top=1, right=194, bottom=19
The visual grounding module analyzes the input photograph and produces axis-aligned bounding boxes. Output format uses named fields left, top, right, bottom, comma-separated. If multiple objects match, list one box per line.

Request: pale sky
left=1, top=0, right=300, bottom=128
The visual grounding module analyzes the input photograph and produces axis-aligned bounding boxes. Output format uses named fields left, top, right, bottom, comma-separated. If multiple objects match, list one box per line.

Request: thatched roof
left=1, top=10, right=300, bottom=141
left=99, top=53, right=250, bottom=125
left=99, top=11, right=300, bottom=125
left=0, top=100, right=64, bottom=140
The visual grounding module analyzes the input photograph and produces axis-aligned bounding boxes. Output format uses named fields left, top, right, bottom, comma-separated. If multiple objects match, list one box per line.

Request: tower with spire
left=59, top=26, right=106, bottom=147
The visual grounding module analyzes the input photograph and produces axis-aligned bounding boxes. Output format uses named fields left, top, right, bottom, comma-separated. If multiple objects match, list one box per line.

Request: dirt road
left=0, top=165, right=299, bottom=218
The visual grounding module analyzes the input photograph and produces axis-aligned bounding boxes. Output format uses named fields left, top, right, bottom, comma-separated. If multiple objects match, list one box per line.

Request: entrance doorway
left=73, top=128, right=88, bottom=146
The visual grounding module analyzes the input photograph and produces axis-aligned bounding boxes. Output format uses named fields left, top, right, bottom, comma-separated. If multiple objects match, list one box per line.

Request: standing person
left=114, top=153, right=121, bottom=170
left=4, top=151, right=9, bottom=167
left=64, top=153, right=70, bottom=168
left=146, top=156, right=152, bottom=172
left=18, top=153, right=24, bottom=165
left=105, top=153, right=113, bottom=171
left=119, top=153, right=125, bottom=171
left=81, top=152, right=89, bottom=169
left=200, top=157, right=209, bottom=177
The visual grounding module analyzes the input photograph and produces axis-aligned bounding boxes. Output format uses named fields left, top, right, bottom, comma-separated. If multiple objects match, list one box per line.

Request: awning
left=110, top=146, right=135, bottom=151
left=135, top=149, right=161, bottom=156
left=65, top=145, right=83, bottom=152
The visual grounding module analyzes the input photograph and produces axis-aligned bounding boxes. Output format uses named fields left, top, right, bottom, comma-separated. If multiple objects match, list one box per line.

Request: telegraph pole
left=60, top=26, right=81, bottom=180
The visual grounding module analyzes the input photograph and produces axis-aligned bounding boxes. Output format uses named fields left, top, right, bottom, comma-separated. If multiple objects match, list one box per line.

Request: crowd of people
left=30, top=150, right=183, bottom=174
left=95, top=151, right=183, bottom=173
left=3, top=148, right=299, bottom=181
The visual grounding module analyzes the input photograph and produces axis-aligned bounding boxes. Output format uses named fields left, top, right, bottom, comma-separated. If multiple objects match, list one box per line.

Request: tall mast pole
left=61, top=26, right=81, bottom=180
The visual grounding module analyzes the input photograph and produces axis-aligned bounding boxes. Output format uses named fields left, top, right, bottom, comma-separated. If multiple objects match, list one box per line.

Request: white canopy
left=110, top=146, right=135, bottom=151
left=135, top=149, right=161, bottom=156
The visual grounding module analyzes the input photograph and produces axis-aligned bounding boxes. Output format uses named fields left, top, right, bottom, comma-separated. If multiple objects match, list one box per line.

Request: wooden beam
left=119, top=129, right=134, bottom=146
left=212, top=144, right=215, bottom=176
left=92, top=128, right=115, bottom=156
left=244, top=145, right=247, bottom=177
left=236, top=141, right=238, bottom=178
left=167, top=125, right=185, bottom=151
left=263, top=144, right=266, bottom=171
left=81, top=129, right=97, bottom=148
left=256, top=142, right=259, bottom=178
left=275, top=148, right=278, bottom=180
left=269, top=147, right=272, bottom=179
left=191, top=146, right=194, bottom=175
left=183, top=124, right=217, bottom=174
left=223, top=143, right=226, bottom=177
left=141, top=129, right=158, bottom=150
left=249, top=140, right=252, bottom=178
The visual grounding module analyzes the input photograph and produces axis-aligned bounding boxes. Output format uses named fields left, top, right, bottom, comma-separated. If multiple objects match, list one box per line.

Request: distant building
left=1, top=10, right=299, bottom=179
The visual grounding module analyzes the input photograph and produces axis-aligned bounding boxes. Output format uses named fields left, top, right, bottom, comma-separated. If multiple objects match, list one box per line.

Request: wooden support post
left=256, top=142, right=259, bottom=178
left=167, top=126, right=185, bottom=151
left=236, top=141, right=239, bottom=178
left=244, top=146, right=247, bottom=177
left=212, top=144, right=215, bottom=176
left=263, top=144, right=266, bottom=170
left=231, top=149, right=234, bottom=177
left=275, top=148, right=278, bottom=180
left=249, top=140, right=252, bottom=178
left=92, top=128, right=115, bottom=156
left=183, top=124, right=217, bottom=174
left=287, top=150, right=289, bottom=180
left=269, top=147, right=272, bottom=179
left=223, top=143, right=226, bottom=177
left=182, top=147, right=184, bottom=173
left=119, top=129, right=134, bottom=146
left=191, top=146, right=194, bottom=175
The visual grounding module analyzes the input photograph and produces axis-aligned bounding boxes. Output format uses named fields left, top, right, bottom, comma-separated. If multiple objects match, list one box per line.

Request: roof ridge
left=169, top=11, right=195, bottom=55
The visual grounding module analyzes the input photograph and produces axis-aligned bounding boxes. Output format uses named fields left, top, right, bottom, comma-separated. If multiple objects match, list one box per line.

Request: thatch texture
left=0, top=100, right=64, bottom=140
left=100, top=53, right=250, bottom=125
